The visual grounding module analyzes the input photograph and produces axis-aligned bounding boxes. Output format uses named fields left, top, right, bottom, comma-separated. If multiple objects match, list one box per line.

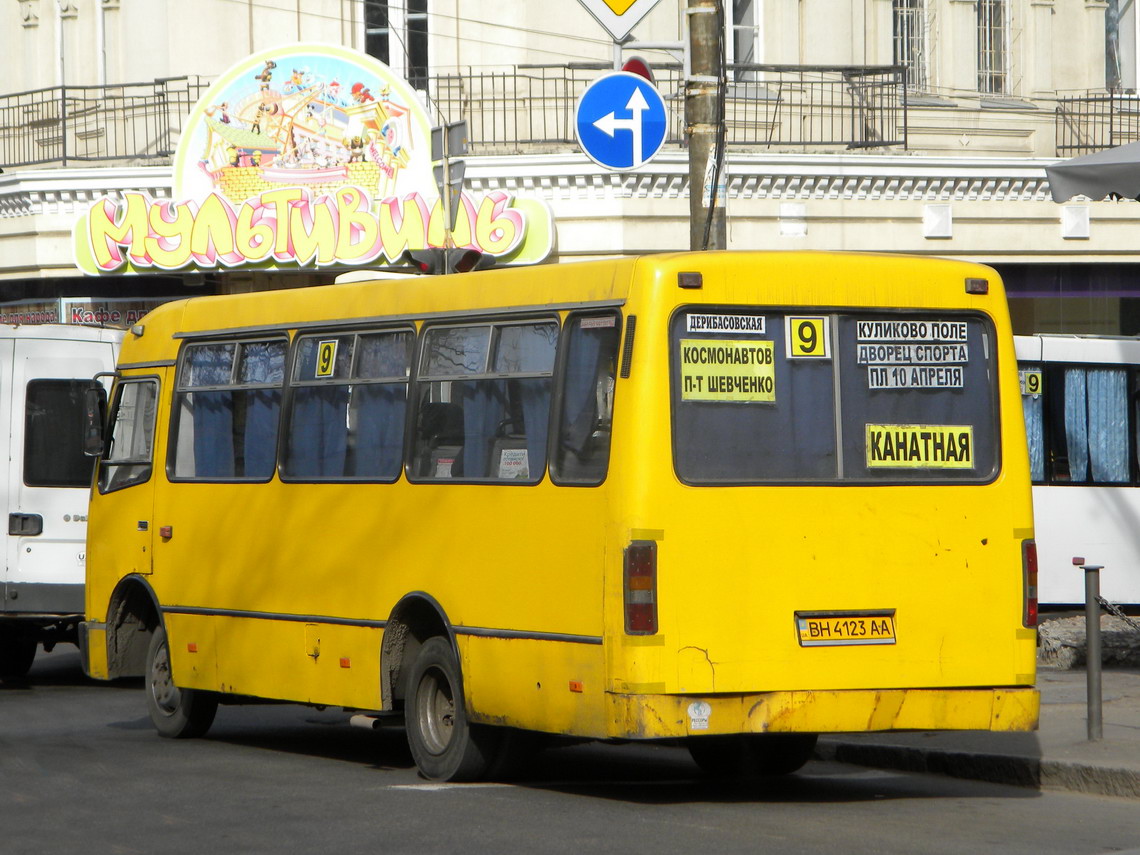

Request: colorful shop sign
left=74, top=44, right=553, bottom=275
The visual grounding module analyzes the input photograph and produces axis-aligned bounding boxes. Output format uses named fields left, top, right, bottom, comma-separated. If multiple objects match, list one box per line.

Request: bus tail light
left=1023, top=540, right=1038, bottom=627
left=624, top=540, right=658, bottom=635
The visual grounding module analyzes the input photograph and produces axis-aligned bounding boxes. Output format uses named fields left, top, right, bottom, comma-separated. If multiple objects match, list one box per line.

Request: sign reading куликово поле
left=74, top=44, right=553, bottom=275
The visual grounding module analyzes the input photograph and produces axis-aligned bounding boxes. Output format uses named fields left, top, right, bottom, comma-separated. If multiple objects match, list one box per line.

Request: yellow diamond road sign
left=577, top=0, right=662, bottom=41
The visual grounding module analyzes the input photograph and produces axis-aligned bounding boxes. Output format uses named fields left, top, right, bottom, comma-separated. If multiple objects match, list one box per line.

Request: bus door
left=5, top=338, right=112, bottom=613
left=94, top=374, right=163, bottom=581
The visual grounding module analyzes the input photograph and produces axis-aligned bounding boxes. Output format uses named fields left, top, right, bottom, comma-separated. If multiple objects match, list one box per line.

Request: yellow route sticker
left=1020, top=368, right=1043, bottom=396
left=680, top=339, right=775, bottom=402
left=866, top=424, right=974, bottom=469
left=786, top=316, right=830, bottom=358
left=315, top=340, right=338, bottom=378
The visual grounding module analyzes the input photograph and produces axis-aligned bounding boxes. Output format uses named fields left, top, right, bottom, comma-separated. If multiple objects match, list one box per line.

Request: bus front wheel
left=405, top=636, right=500, bottom=782
left=145, top=625, right=218, bottom=739
left=687, top=733, right=818, bottom=777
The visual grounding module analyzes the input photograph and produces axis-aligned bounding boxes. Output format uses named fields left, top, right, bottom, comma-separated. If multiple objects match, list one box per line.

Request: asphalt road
left=3, top=647, right=1139, bottom=855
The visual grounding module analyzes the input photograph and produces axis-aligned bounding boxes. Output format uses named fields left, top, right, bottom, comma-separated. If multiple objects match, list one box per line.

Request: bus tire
left=405, top=636, right=500, bottom=782
left=145, top=625, right=218, bottom=739
left=0, top=627, right=36, bottom=682
left=687, top=733, right=818, bottom=778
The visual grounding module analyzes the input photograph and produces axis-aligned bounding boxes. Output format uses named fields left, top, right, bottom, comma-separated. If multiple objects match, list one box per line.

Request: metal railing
left=0, top=65, right=906, bottom=170
left=0, top=76, right=210, bottom=168
left=1056, top=90, right=1140, bottom=157
left=432, top=64, right=907, bottom=153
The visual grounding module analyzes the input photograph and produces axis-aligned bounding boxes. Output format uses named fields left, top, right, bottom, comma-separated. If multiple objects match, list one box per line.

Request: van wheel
left=0, top=628, right=36, bottom=681
left=405, top=636, right=500, bottom=782
left=145, top=625, right=217, bottom=738
left=687, top=733, right=818, bottom=777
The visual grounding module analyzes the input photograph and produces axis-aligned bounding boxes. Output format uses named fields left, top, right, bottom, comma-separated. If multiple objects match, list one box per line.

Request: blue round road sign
left=575, top=71, right=667, bottom=171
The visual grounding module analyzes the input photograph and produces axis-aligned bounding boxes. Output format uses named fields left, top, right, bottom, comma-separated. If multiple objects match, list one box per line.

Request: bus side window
left=282, top=329, right=411, bottom=481
left=99, top=379, right=159, bottom=493
left=170, top=339, right=286, bottom=481
left=551, top=313, right=620, bottom=485
left=412, top=321, right=557, bottom=482
left=1047, top=365, right=1131, bottom=484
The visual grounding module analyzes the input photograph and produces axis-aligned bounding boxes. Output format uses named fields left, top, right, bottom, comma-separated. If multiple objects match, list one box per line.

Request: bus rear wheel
left=405, top=636, right=501, bottom=782
left=0, top=627, right=36, bottom=682
left=687, top=733, right=818, bottom=778
left=145, top=625, right=218, bottom=738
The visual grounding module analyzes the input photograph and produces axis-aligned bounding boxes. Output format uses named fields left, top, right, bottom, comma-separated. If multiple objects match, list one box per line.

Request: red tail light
left=1023, top=540, right=1038, bottom=627
left=624, top=540, right=658, bottom=635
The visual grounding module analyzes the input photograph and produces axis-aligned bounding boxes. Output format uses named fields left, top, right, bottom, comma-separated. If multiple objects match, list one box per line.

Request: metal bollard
left=1072, top=557, right=1103, bottom=741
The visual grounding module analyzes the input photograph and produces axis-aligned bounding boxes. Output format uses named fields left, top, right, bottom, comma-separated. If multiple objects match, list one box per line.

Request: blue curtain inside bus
left=1022, top=390, right=1044, bottom=482
left=1087, top=368, right=1128, bottom=482
left=1063, top=367, right=1129, bottom=483
left=1064, top=369, right=1090, bottom=481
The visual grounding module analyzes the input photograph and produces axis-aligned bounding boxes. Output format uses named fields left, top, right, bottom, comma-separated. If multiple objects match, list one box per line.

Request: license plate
left=795, top=611, right=896, bottom=647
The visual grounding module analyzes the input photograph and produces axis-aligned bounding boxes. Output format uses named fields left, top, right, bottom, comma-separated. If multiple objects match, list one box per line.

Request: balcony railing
left=0, top=77, right=211, bottom=168
left=435, top=64, right=907, bottom=153
left=0, top=65, right=906, bottom=171
left=1056, top=90, right=1140, bottom=157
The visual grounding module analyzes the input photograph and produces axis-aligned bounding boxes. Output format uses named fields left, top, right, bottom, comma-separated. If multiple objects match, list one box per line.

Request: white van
left=0, top=324, right=121, bottom=680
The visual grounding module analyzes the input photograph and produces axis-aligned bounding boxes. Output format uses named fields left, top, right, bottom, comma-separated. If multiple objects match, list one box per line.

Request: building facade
left=2, top=0, right=1139, bottom=333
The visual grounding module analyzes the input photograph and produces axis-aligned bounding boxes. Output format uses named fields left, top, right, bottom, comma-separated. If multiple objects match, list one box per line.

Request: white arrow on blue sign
left=575, top=71, right=668, bottom=171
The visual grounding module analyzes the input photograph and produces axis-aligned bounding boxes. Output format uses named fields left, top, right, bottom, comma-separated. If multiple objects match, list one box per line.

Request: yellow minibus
left=82, top=251, right=1039, bottom=781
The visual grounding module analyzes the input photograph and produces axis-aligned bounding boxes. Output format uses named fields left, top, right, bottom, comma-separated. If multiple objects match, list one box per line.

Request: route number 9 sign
left=786, top=316, right=830, bottom=359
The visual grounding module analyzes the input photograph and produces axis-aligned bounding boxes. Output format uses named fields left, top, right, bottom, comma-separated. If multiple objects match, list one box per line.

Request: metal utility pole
left=686, top=0, right=726, bottom=250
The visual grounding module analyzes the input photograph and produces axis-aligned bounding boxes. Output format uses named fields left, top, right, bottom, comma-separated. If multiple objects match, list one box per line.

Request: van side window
left=171, top=338, right=287, bottom=480
left=99, top=379, right=159, bottom=493
left=24, top=380, right=99, bottom=488
left=551, top=313, right=620, bottom=485
left=282, top=329, right=412, bottom=481
left=412, top=320, right=558, bottom=481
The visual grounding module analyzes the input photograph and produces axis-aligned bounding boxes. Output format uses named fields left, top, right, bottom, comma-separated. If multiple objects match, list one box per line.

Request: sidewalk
left=816, top=667, right=1140, bottom=799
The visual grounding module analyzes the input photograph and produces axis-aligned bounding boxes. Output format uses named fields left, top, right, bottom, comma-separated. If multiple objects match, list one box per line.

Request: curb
left=815, top=739, right=1140, bottom=800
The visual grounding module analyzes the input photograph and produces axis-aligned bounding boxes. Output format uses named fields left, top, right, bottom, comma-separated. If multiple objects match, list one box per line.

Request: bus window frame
left=279, top=324, right=416, bottom=484
left=97, top=375, right=161, bottom=495
left=548, top=309, right=622, bottom=487
left=407, top=314, right=560, bottom=485
left=166, top=334, right=289, bottom=484
left=1023, top=359, right=1140, bottom=487
left=669, top=304, right=1003, bottom=487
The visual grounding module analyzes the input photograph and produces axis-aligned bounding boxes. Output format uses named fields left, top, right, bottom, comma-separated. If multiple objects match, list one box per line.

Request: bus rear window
left=671, top=309, right=999, bottom=484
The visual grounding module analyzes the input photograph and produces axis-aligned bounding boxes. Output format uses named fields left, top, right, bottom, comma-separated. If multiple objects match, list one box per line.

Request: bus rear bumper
left=607, top=687, right=1040, bottom=739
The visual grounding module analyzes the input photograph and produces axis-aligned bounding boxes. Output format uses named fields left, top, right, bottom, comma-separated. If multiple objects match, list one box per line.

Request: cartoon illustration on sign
left=186, top=50, right=416, bottom=205
left=74, top=43, right=553, bottom=275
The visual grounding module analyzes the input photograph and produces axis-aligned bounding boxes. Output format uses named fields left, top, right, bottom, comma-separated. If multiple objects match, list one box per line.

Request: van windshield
left=671, top=308, right=1000, bottom=484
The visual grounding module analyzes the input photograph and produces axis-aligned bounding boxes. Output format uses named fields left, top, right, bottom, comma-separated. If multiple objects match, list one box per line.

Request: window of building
left=977, top=0, right=1009, bottom=95
left=730, top=0, right=761, bottom=79
left=1107, top=0, right=1137, bottom=91
left=365, top=0, right=429, bottom=90
left=893, top=0, right=928, bottom=91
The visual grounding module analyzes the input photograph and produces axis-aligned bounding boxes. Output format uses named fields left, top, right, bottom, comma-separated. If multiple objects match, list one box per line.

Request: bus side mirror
left=83, top=383, right=108, bottom=457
